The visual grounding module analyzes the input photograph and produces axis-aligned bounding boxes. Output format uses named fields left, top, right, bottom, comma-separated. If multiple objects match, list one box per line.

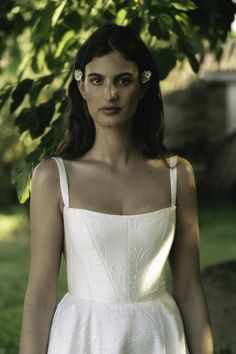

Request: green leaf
left=149, top=19, right=170, bottom=40
left=32, top=2, right=56, bottom=45
left=29, top=75, right=54, bottom=104
left=101, top=9, right=115, bottom=22
left=56, top=95, right=68, bottom=115
left=63, top=12, right=82, bottom=31
left=12, top=12, right=26, bottom=35
left=116, top=9, right=127, bottom=25
left=178, top=38, right=200, bottom=72
left=31, top=101, right=55, bottom=139
left=16, top=107, right=38, bottom=134
left=175, top=13, right=191, bottom=35
left=10, top=79, right=34, bottom=113
left=52, top=0, right=68, bottom=27
left=54, top=30, right=75, bottom=58
left=172, top=0, right=197, bottom=11
left=26, top=147, right=43, bottom=164
left=0, top=86, right=12, bottom=111
left=45, top=50, right=61, bottom=72
left=149, top=19, right=162, bottom=38
left=16, top=101, right=55, bottom=139
left=36, top=47, right=46, bottom=71
left=158, top=14, right=174, bottom=31
left=129, top=16, right=144, bottom=33
left=39, top=118, right=63, bottom=156
left=188, top=53, right=200, bottom=73
left=52, top=88, right=66, bottom=101
left=32, top=45, right=47, bottom=73
left=11, top=159, right=33, bottom=204
left=147, top=2, right=170, bottom=13
left=11, top=79, right=34, bottom=100
left=152, top=47, right=177, bottom=80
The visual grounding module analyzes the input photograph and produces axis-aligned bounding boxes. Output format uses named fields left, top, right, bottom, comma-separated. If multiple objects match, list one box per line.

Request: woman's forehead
left=85, top=51, right=139, bottom=76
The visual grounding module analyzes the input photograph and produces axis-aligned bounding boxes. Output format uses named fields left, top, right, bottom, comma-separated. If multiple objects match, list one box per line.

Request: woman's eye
left=89, top=77, right=132, bottom=86
left=90, top=78, right=103, bottom=85
left=118, top=78, right=132, bottom=85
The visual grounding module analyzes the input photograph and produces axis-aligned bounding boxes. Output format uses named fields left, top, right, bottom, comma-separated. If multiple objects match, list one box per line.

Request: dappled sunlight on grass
left=0, top=212, right=28, bottom=242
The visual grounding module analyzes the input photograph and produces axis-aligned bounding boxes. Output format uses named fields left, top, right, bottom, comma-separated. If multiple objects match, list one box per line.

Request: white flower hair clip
left=74, top=69, right=83, bottom=81
left=141, top=70, right=152, bottom=84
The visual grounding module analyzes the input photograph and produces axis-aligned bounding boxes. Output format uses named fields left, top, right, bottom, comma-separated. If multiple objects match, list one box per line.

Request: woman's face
left=78, top=50, right=146, bottom=126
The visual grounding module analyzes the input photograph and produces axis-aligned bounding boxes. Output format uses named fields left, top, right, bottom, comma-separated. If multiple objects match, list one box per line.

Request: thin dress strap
left=169, top=155, right=177, bottom=206
left=51, top=157, right=69, bottom=208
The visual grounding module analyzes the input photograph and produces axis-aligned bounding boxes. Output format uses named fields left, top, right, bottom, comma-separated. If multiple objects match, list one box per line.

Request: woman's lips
left=100, top=107, right=121, bottom=115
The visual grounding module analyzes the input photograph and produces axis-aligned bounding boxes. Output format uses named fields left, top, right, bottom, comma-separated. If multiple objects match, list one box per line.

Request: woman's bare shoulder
left=32, top=158, right=59, bottom=184
left=174, top=156, right=197, bottom=206
left=176, top=156, right=195, bottom=184
left=31, top=158, right=61, bottom=204
left=29, top=157, right=64, bottom=218
left=156, top=154, right=193, bottom=172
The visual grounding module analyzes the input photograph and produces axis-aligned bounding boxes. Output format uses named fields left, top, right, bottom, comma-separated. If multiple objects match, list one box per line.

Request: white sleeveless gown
left=47, top=155, right=189, bottom=354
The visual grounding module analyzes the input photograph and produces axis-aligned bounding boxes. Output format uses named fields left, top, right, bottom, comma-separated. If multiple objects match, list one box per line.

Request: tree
left=0, top=0, right=235, bottom=203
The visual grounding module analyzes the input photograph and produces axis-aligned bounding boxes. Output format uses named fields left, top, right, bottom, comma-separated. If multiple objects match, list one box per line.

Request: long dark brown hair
left=49, top=24, right=173, bottom=166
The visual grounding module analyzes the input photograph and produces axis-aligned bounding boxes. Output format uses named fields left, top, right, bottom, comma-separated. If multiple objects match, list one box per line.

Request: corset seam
left=156, top=308, right=167, bottom=354
left=127, top=218, right=129, bottom=302
left=79, top=212, right=123, bottom=302
left=66, top=216, right=93, bottom=299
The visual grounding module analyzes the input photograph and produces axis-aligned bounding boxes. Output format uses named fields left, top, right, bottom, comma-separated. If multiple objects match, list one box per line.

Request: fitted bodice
left=52, top=156, right=177, bottom=304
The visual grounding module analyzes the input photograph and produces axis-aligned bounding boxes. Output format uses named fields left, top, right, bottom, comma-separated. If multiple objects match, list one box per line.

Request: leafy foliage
left=0, top=0, right=235, bottom=202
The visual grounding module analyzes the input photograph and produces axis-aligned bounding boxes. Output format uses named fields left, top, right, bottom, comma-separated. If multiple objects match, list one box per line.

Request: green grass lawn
left=198, top=200, right=236, bottom=267
left=0, top=200, right=235, bottom=353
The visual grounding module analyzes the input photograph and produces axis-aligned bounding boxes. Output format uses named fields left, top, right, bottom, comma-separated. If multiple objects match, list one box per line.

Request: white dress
left=47, top=155, right=189, bottom=354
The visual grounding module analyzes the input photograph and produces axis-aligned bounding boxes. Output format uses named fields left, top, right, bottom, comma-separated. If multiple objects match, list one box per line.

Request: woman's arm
left=19, top=158, right=64, bottom=354
left=169, top=157, right=214, bottom=354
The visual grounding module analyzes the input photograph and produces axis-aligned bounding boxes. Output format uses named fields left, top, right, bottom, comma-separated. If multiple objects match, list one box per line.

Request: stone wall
left=163, top=76, right=236, bottom=198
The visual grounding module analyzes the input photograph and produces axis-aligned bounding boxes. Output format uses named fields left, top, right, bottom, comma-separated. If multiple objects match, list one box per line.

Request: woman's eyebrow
left=87, top=72, right=134, bottom=78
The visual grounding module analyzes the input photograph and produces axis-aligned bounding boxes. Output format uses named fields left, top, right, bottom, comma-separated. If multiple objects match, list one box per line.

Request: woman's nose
left=104, top=83, right=118, bottom=101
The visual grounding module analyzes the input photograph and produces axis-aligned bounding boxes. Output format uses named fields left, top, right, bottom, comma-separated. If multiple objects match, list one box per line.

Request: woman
left=19, top=24, right=214, bottom=353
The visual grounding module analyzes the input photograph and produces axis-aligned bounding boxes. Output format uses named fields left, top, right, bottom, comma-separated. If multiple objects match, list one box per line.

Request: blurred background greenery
left=0, top=0, right=236, bottom=353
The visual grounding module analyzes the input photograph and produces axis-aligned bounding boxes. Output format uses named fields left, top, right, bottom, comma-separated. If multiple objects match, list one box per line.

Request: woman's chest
left=61, top=159, right=171, bottom=214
